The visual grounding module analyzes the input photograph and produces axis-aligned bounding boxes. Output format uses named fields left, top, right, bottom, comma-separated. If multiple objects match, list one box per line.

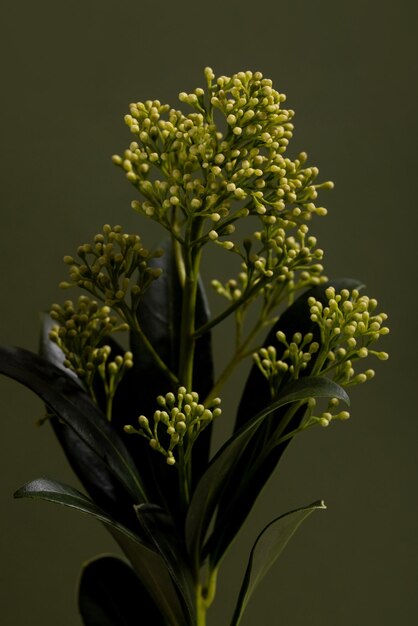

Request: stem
left=204, top=348, right=243, bottom=406
left=196, top=569, right=218, bottom=626
left=171, top=212, right=186, bottom=288
left=178, top=220, right=204, bottom=389
left=177, top=445, right=190, bottom=511
left=173, top=237, right=186, bottom=288
left=196, top=584, right=207, bottom=626
left=194, top=269, right=273, bottom=339
left=105, top=395, right=113, bottom=422
left=175, top=220, right=205, bottom=510
left=123, top=307, right=179, bottom=386
left=203, top=310, right=271, bottom=405
left=275, top=419, right=315, bottom=445
left=263, top=401, right=307, bottom=457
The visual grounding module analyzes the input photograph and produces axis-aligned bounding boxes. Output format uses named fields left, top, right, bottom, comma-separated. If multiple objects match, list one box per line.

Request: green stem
left=193, top=275, right=269, bottom=339
left=173, top=237, right=186, bottom=288
left=177, top=445, right=190, bottom=511
left=178, top=220, right=204, bottom=389
left=263, top=401, right=307, bottom=457
left=123, top=307, right=179, bottom=386
left=105, top=395, right=113, bottom=422
left=196, top=569, right=218, bottom=626
left=274, top=419, right=315, bottom=445
left=203, top=311, right=271, bottom=405
left=196, top=584, right=207, bottom=626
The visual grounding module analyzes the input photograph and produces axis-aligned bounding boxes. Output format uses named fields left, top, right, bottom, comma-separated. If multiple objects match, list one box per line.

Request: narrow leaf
left=14, top=477, right=147, bottom=547
left=135, top=504, right=196, bottom=626
left=185, top=377, right=348, bottom=564
left=0, top=345, right=146, bottom=504
left=15, top=477, right=186, bottom=626
left=78, top=555, right=166, bottom=626
left=231, top=501, right=326, bottom=626
left=110, top=529, right=186, bottom=626
left=39, top=315, right=138, bottom=530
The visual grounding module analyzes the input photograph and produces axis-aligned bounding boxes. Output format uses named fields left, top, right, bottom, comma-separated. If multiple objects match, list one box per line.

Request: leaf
left=135, top=504, right=196, bottom=626
left=15, top=477, right=186, bottom=626
left=14, top=477, right=146, bottom=547
left=230, top=501, right=326, bottom=626
left=39, top=315, right=138, bottom=531
left=109, top=530, right=185, bottom=626
left=0, top=345, right=146, bottom=504
left=209, top=278, right=363, bottom=567
left=78, top=555, right=166, bottom=626
left=185, top=377, right=348, bottom=566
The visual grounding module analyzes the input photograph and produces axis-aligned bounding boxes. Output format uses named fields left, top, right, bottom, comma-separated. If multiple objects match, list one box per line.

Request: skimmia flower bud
left=125, top=388, right=222, bottom=464
left=306, top=288, right=389, bottom=387
left=112, top=67, right=335, bottom=270
left=49, top=296, right=133, bottom=419
left=59, top=224, right=163, bottom=317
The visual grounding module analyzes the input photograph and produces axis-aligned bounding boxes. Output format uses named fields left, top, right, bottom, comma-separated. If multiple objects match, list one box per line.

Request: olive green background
left=0, top=1, right=416, bottom=624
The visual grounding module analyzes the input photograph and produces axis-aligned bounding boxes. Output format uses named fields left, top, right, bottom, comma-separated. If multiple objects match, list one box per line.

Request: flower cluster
left=112, top=68, right=333, bottom=242
left=59, top=224, right=163, bottom=315
left=212, top=223, right=327, bottom=313
left=309, top=287, right=389, bottom=384
left=253, top=332, right=320, bottom=396
left=49, top=296, right=133, bottom=418
left=253, top=287, right=389, bottom=427
left=124, top=387, right=221, bottom=465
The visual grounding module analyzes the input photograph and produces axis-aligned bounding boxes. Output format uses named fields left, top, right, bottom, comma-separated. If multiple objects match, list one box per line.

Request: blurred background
left=0, top=1, right=416, bottom=624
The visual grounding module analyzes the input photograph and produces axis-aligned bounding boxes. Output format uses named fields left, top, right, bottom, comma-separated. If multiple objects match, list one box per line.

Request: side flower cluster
left=124, top=387, right=222, bottom=465
left=59, top=224, right=163, bottom=316
left=212, top=223, right=327, bottom=313
left=49, top=296, right=133, bottom=418
left=253, top=287, right=389, bottom=428
left=309, top=286, right=389, bottom=385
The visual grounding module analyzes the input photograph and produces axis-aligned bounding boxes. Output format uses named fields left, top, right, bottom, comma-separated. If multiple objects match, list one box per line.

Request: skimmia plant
left=1, top=68, right=389, bottom=626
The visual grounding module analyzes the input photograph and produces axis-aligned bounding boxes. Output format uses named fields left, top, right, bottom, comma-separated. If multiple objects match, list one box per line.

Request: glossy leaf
left=39, top=315, right=137, bottom=530
left=185, top=377, right=349, bottom=565
left=14, top=477, right=146, bottom=546
left=0, top=346, right=146, bottom=504
left=210, top=278, right=363, bottom=566
left=15, top=478, right=186, bottom=626
left=231, top=501, right=326, bottom=626
left=135, top=503, right=196, bottom=626
left=78, top=555, right=166, bottom=626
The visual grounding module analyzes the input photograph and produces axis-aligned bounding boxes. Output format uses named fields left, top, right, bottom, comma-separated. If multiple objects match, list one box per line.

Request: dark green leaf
left=14, top=477, right=146, bottom=546
left=39, top=315, right=137, bottom=531
left=231, top=501, right=326, bottom=626
left=185, top=377, right=348, bottom=566
left=0, top=345, right=146, bottom=504
left=210, top=278, right=363, bottom=567
left=78, top=555, right=167, bottom=626
left=135, top=504, right=196, bottom=626
left=15, top=478, right=186, bottom=626
left=109, top=530, right=186, bottom=626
